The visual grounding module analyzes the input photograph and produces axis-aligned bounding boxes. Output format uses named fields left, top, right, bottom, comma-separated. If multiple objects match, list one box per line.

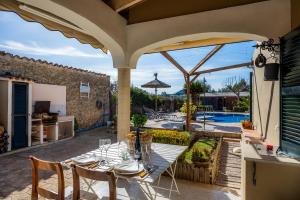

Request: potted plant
left=242, top=120, right=253, bottom=129
left=127, top=114, right=152, bottom=155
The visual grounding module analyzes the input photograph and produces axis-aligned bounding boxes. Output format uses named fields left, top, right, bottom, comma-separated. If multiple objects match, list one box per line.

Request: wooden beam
left=191, top=74, right=200, bottom=83
left=160, top=51, right=188, bottom=75
left=107, top=0, right=145, bottom=12
left=189, top=44, right=224, bottom=75
left=147, top=38, right=248, bottom=54
left=185, top=75, right=191, bottom=131
left=192, top=62, right=253, bottom=76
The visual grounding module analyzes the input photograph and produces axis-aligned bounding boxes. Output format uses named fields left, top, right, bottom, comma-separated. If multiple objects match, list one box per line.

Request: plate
left=96, top=164, right=114, bottom=172
left=114, top=162, right=144, bottom=175
left=72, top=156, right=96, bottom=165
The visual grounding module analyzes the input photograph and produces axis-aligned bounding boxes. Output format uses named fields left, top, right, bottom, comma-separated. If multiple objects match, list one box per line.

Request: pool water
left=196, top=112, right=250, bottom=123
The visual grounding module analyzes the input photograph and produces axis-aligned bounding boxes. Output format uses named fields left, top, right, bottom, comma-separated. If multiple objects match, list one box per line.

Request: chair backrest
left=29, top=156, right=65, bottom=200
left=71, top=164, right=116, bottom=200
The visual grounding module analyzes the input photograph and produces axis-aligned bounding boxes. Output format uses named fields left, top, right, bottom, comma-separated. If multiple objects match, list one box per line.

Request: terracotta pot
left=242, top=120, right=253, bottom=129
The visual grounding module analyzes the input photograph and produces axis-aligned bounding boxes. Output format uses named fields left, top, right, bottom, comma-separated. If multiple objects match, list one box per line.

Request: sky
left=0, top=11, right=254, bottom=94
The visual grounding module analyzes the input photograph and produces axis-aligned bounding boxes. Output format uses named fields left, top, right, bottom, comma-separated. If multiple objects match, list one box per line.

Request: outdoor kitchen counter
left=241, top=131, right=300, bottom=200
left=57, top=115, right=74, bottom=122
left=57, top=116, right=75, bottom=139
left=241, top=136, right=300, bottom=167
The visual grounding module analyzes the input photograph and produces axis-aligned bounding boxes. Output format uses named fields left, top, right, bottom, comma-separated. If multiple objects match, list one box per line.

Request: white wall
left=32, top=83, right=67, bottom=116
left=0, top=80, right=12, bottom=150
left=252, top=44, right=280, bottom=145
left=0, top=80, right=8, bottom=129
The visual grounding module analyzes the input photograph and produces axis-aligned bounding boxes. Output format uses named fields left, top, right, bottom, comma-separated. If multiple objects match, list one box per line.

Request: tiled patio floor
left=0, top=127, right=240, bottom=200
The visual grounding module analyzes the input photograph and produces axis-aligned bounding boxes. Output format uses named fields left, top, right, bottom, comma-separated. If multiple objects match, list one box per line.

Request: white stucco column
left=117, top=68, right=131, bottom=141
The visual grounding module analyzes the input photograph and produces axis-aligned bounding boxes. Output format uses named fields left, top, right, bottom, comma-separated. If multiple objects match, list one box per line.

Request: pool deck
left=145, top=112, right=243, bottom=133
left=196, top=111, right=249, bottom=115
left=145, top=120, right=242, bottom=133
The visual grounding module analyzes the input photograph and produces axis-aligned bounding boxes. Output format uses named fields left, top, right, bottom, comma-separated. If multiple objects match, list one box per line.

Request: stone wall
left=0, top=51, right=110, bottom=128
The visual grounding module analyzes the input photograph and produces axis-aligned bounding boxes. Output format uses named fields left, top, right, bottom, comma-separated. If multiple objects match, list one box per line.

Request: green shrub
left=192, top=148, right=207, bottom=162
left=180, top=102, right=197, bottom=115
left=233, top=106, right=248, bottom=112
left=144, top=129, right=217, bottom=164
left=131, top=114, right=148, bottom=127
left=145, top=129, right=191, bottom=146
left=233, top=97, right=249, bottom=112
left=181, top=139, right=217, bottom=164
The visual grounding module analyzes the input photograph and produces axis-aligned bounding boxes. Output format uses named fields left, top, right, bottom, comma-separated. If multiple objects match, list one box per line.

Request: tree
left=184, top=80, right=211, bottom=105
left=130, top=87, right=154, bottom=108
left=225, top=78, right=249, bottom=104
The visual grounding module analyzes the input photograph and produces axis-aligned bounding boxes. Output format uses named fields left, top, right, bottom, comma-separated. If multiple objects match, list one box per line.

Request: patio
left=0, top=127, right=240, bottom=200
left=0, top=0, right=300, bottom=200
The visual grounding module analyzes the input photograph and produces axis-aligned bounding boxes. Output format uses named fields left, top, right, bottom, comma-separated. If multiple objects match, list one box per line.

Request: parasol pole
left=154, top=73, right=158, bottom=112
left=155, top=87, right=158, bottom=112
left=203, top=77, right=206, bottom=130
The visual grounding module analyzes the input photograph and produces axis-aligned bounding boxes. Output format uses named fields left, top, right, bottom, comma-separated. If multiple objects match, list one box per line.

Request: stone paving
left=0, top=127, right=240, bottom=200
left=0, top=127, right=116, bottom=200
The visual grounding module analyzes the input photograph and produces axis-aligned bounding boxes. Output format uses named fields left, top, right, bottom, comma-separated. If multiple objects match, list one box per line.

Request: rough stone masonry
left=0, top=51, right=110, bottom=128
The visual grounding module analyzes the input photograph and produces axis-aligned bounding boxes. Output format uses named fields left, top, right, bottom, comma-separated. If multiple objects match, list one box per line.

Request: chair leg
left=31, top=191, right=38, bottom=200
left=72, top=168, right=80, bottom=200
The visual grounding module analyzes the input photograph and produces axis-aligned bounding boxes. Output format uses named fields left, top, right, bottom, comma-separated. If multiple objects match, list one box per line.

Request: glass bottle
left=134, top=127, right=142, bottom=161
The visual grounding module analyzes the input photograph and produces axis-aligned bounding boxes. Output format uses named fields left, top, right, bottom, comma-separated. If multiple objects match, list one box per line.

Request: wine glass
left=99, top=139, right=106, bottom=160
left=145, top=144, right=153, bottom=169
left=118, top=141, right=130, bottom=161
left=103, top=139, right=111, bottom=164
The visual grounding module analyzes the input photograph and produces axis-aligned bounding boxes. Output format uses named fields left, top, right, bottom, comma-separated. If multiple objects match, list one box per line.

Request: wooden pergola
left=160, top=44, right=252, bottom=131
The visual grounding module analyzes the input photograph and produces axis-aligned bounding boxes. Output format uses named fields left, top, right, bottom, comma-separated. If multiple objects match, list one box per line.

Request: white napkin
left=114, top=161, right=140, bottom=173
left=72, top=156, right=95, bottom=165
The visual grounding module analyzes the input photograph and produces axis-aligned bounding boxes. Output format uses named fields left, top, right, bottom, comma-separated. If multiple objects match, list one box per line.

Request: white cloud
left=0, top=40, right=106, bottom=58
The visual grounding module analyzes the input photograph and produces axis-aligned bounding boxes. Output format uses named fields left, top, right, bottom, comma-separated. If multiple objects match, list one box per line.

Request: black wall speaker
left=264, top=63, right=279, bottom=81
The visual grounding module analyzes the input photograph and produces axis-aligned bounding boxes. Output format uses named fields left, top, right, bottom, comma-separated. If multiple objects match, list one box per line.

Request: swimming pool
left=196, top=112, right=250, bottom=123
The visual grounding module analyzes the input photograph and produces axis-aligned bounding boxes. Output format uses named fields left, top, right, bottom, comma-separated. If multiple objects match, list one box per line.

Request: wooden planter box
left=173, top=137, right=223, bottom=184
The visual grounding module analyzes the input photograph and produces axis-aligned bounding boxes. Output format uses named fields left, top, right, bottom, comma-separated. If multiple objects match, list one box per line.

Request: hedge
left=144, top=129, right=191, bottom=146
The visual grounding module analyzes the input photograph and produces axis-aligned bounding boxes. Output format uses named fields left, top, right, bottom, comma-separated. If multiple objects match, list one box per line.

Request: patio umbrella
left=141, top=73, right=171, bottom=112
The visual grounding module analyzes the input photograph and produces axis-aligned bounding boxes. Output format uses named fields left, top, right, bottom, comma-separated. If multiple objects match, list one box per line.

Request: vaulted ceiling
left=103, top=0, right=268, bottom=24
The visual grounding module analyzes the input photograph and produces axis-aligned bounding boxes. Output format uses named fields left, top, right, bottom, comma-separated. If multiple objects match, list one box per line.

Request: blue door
left=12, top=82, right=28, bottom=149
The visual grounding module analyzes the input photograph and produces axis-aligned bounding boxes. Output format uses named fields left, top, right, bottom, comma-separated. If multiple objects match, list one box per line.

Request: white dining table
left=65, top=142, right=188, bottom=199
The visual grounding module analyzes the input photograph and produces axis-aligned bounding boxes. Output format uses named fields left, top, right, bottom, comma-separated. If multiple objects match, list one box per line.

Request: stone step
left=221, top=147, right=241, bottom=152
left=220, top=161, right=241, bottom=166
left=223, top=138, right=241, bottom=142
left=222, top=141, right=241, bottom=145
left=219, top=160, right=241, bottom=164
left=216, top=181, right=241, bottom=189
left=219, top=171, right=241, bottom=177
left=218, top=168, right=241, bottom=173
left=218, top=169, right=242, bottom=174
left=219, top=165, right=240, bottom=169
left=223, top=143, right=241, bottom=147
left=215, top=140, right=242, bottom=190
left=220, top=155, right=241, bottom=160
left=220, top=162, right=241, bottom=166
left=218, top=174, right=241, bottom=181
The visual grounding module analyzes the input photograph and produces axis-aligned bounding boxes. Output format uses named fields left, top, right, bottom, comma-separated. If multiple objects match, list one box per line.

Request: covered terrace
left=1, top=0, right=300, bottom=200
